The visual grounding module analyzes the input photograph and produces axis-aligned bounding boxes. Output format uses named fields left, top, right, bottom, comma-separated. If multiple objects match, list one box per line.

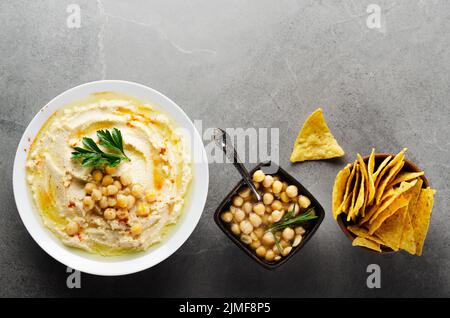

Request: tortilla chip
left=375, top=150, right=406, bottom=204
left=406, top=178, right=423, bottom=218
left=356, top=153, right=370, bottom=216
left=400, top=211, right=417, bottom=255
left=347, top=225, right=385, bottom=245
left=290, top=108, right=345, bottom=162
left=367, top=148, right=376, bottom=205
left=368, top=196, right=409, bottom=235
left=374, top=207, right=408, bottom=251
left=353, top=164, right=366, bottom=219
left=332, top=164, right=351, bottom=219
left=373, top=155, right=392, bottom=182
left=380, top=187, right=396, bottom=202
left=411, top=188, right=436, bottom=256
left=368, top=180, right=417, bottom=225
left=352, top=237, right=381, bottom=252
left=389, top=171, right=424, bottom=187
left=347, top=164, right=360, bottom=221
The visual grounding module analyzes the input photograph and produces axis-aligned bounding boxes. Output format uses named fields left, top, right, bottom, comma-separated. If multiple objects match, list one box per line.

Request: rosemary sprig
left=266, top=205, right=317, bottom=233
left=71, top=128, right=130, bottom=168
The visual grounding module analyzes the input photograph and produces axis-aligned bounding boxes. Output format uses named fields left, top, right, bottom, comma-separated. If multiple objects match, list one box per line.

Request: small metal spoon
left=213, top=128, right=262, bottom=202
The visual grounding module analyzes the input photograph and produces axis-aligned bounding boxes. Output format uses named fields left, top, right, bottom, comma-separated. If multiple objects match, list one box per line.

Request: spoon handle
left=213, top=128, right=262, bottom=202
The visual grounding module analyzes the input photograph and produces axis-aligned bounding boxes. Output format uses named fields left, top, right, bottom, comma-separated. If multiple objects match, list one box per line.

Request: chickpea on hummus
left=26, top=92, right=192, bottom=256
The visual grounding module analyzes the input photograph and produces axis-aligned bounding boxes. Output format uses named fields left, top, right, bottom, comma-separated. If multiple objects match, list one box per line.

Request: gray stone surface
left=1, top=0, right=449, bottom=297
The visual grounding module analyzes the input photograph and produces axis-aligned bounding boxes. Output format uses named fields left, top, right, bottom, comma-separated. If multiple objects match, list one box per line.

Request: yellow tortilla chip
left=360, top=179, right=417, bottom=225
left=347, top=164, right=360, bottom=221
left=347, top=225, right=385, bottom=245
left=290, top=108, right=345, bottom=162
left=389, top=171, right=424, bottom=187
left=367, top=148, right=376, bottom=205
left=356, top=153, right=370, bottom=216
left=352, top=237, right=381, bottom=252
left=406, top=178, right=423, bottom=218
left=400, top=211, right=416, bottom=255
left=368, top=196, right=409, bottom=235
left=353, top=164, right=365, bottom=219
left=375, top=149, right=406, bottom=204
left=332, top=164, right=351, bottom=219
left=374, top=207, right=408, bottom=251
left=373, top=155, right=392, bottom=182
left=369, top=180, right=417, bottom=224
left=411, top=188, right=436, bottom=256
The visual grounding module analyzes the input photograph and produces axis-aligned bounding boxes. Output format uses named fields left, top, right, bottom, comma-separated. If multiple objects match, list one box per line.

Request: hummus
left=26, top=92, right=192, bottom=255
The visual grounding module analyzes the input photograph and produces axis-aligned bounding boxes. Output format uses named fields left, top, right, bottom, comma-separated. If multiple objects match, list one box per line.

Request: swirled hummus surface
left=26, top=92, right=192, bottom=255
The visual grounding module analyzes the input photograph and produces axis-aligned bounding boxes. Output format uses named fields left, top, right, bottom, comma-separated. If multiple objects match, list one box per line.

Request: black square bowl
left=214, top=161, right=325, bottom=269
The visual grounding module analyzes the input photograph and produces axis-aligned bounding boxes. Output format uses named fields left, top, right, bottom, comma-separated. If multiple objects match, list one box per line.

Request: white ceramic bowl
left=13, top=80, right=209, bottom=276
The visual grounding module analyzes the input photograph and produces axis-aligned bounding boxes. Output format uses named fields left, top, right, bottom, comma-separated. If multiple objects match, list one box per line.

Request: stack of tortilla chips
left=332, top=148, right=436, bottom=255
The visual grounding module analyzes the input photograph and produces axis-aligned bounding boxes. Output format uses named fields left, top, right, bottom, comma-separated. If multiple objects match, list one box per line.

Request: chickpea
left=229, top=206, right=237, bottom=214
left=282, top=246, right=293, bottom=256
left=254, top=228, right=264, bottom=239
left=280, top=239, right=290, bottom=248
left=242, top=202, right=253, bottom=214
left=145, top=189, right=156, bottom=203
left=123, top=187, right=131, bottom=195
left=105, top=165, right=117, bottom=175
left=253, top=182, right=260, bottom=189
left=221, top=212, right=233, bottom=223
left=293, top=235, right=302, bottom=247
left=263, top=192, right=274, bottom=205
left=107, top=184, right=119, bottom=196
left=271, top=210, right=284, bottom=223
left=262, top=214, right=270, bottom=224
left=102, top=175, right=114, bottom=186
left=267, top=215, right=273, bottom=224
left=231, top=223, right=241, bottom=235
left=136, top=203, right=150, bottom=217
left=131, top=183, right=144, bottom=198
left=116, top=194, right=128, bottom=208
left=116, top=208, right=129, bottom=220
left=252, top=170, right=265, bottom=183
left=107, top=197, right=117, bottom=207
left=272, top=180, right=283, bottom=194
left=234, top=208, right=246, bottom=222
left=249, top=213, right=262, bottom=227
left=262, top=175, right=274, bottom=188
left=120, top=175, right=132, bottom=186
left=274, top=256, right=281, bottom=261
left=252, top=203, right=265, bottom=216
left=288, top=203, right=300, bottom=216
left=130, top=222, right=142, bottom=236
left=265, top=206, right=272, bottom=214
left=83, top=196, right=94, bottom=211
left=262, top=232, right=275, bottom=246
left=271, top=200, right=282, bottom=211
left=256, top=246, right=267, bottom=258
left=282, top=227, right=295, bottom=241
left=295, top=226, right=306, bottom=235
left=282, top=182, right=288, bottom=192
left=275, top=231, right=282, bottom=240
left=84, top=182, right=96, bottom=194
left=239, top=220, right=253, bottom=235
left=250, top=240, right=261, bottom=250
left=92, top=170, right=103, bottom=182
left=298, top=195, right=311, bottom=209
left=240, top=234, right=252, bottom=245
left=265, top=250, right=275, bottom=262
left=238, top=187, right=251, bottom=198
left=113, top=180, right=123, bottom=190
left=286, top=185, right=298, bottom=198
left=91, top=188, right=102, bottom=201
left=101, top=187, right=108, bottom=196
left=65, top=221, right=79, bottom=236
left=104, top=208, right=116, bottom=220
left=99, top=197, right=109, bottom=209
left=232, top=196, right=244, bottom=207
left=127, top=195, right=136, bottom=208
left=272, top=245, right=281, bottom=255
left=280, top=192, right=290, bottom=203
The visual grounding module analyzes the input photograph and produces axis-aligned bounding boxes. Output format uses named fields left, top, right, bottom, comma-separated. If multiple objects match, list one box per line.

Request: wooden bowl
left=337, top=153, right=429, bottom=254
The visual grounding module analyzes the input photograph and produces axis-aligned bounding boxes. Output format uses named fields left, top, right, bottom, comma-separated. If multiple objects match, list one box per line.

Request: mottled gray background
left=1, top=0, right=449, bottom=298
